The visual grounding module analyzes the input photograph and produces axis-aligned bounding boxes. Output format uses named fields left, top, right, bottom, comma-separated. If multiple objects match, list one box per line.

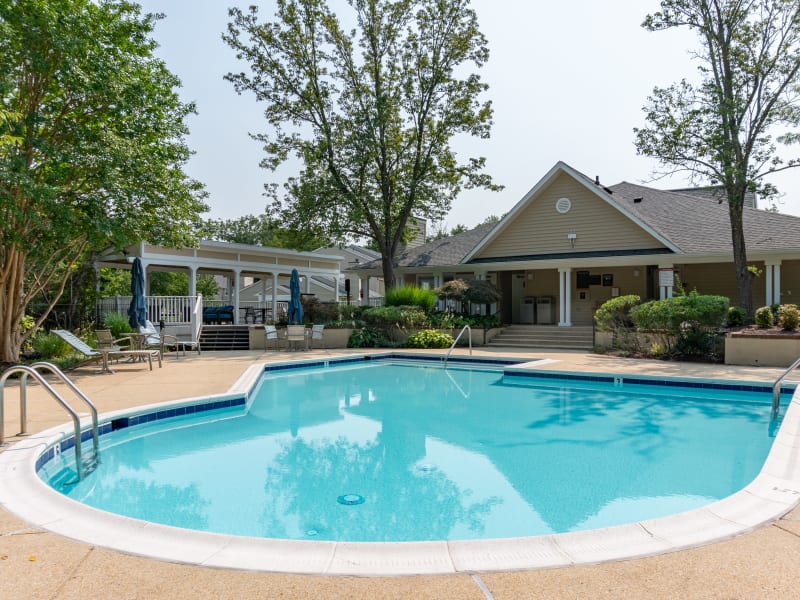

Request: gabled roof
left=463, top=162, right=681, bottom=262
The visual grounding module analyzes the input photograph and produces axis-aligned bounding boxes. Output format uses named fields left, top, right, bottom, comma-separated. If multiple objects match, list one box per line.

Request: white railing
left=191, top=294, right=203, bottom=343
left=96, top=295, right=199, bottom=325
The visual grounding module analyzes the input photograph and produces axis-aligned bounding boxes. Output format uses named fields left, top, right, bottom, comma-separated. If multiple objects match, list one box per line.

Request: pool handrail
left=444, top=325, right=472, bottom=368
left=0, top=365, right=99, bottom=480
left=772, top=355, right=800, bottom=417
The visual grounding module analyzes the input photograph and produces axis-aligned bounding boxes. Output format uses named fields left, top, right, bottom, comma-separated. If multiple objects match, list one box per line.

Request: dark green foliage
left=726, top=306, right=747, bottom=327
left=631, top=292, right=728, bottom=359
left=103, top=313, right=133, bottom=339
left=347, top=327, right=388, bottom=348
left=754, top=306, right=775, bottom=328
left=385, top=286, right=438, bottom=314
left=777, top=304, right=800, bottom=331
left=594, top=295, right=641, bottom=353
left=427, top=312, right=500, bottom=329
left=31, top=333, right=71, bottom=359
left=0, top=0, right=207, bottom=362
left=403, top=330, right=454, bottom=349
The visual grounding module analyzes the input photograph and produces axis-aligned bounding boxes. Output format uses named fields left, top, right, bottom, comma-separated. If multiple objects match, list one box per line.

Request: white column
left=188, top=266, right=197, bottom=297
left=271, top=272, right=279, bottom=323
left=361, top=276, right=371, bottom=306
left=232, top=268, right=241, bottom=324
left=558, top=268, right=573, bottom=326
left=141, top=261, right=150, bottom=295
left=765, top=264, right=774, bottom=306
left=305, top=273, right=312, bottom=294
left=775, top=264, right=781, bottom=305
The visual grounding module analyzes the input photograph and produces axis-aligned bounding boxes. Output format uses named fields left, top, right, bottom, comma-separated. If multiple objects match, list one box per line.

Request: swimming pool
left=39, top=359, right=782, bottom=542
left=2, top=353, right=800, bottom=575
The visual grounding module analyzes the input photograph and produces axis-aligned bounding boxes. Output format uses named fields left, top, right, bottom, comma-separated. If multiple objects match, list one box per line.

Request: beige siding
left=475, top=173, right=666, bottom=259
left=678, top=263, right=766, bottom=308
left=780, top=260, right=800, bottom=304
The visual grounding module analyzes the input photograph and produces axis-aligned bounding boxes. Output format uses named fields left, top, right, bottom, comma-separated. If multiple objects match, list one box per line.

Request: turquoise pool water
left=40, top=360, right=781, bottom=542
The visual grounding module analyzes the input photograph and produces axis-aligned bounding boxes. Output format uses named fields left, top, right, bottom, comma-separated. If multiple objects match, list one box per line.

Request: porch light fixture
left=567, top=232, right=577, bottom=248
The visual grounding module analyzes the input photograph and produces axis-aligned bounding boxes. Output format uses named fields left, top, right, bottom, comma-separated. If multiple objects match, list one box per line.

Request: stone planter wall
left=725, top=333, right=800, bottom=367
left=247, top=326, right=501, bottom=350
left=248, top=326, right=353, bottom=350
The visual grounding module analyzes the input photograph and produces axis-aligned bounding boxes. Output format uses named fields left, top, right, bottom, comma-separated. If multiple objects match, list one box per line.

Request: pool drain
left=416, top=463, right=437, bottom=473
left=337, top=493, right=365, bottom=506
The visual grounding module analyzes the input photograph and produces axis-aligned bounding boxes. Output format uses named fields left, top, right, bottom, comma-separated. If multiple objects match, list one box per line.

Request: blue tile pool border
left=37, top=396, right=246, bottom=474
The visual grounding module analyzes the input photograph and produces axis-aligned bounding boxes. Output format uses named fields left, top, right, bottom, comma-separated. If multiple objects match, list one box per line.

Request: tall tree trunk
left=381, top=250, right=396, bottom=291
left=0, top=250, right=24, bottom=363
left=728, top=201, right=753, bottom=315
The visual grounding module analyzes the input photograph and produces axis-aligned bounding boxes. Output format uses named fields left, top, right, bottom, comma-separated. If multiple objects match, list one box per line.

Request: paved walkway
left=1, top=348, right=799, bottom=599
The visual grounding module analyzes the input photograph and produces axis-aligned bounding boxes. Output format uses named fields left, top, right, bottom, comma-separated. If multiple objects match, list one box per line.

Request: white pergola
left=96, top=240, right=343, bottom=325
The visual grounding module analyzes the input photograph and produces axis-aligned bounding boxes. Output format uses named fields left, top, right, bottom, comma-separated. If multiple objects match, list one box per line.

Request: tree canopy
left=224, top=0, right=500, bottom=288
left=0, top=0, right=208, bottom=362
left=634, top=0, right=800, bottom=314
left=196, top=214, right=328, bottom=250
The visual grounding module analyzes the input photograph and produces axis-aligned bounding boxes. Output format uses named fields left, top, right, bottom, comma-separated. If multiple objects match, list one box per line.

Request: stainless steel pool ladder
left=772, top=356, right=800, bottom=418
left=443, top=325, right=472, bottom=368
left=0, top=362, right=100, bottom=480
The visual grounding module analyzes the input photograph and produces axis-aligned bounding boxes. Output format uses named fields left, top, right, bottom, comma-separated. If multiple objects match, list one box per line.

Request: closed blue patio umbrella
left=128, top=257, right=147, bottom=330
left=287, top=268, right=304, bottom=325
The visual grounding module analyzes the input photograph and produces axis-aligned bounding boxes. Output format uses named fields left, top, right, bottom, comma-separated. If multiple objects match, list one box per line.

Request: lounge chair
left=309, top=324, right=325, bottom=349
left=53, top=329, right=161, bottom=374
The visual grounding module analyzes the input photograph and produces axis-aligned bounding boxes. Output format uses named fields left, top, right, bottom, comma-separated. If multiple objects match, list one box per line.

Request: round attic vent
left=555, top=197, right=571, bottom=214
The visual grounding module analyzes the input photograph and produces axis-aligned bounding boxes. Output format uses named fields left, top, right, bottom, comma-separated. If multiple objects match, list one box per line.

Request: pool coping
left=1, top=353, right=800, bottom=576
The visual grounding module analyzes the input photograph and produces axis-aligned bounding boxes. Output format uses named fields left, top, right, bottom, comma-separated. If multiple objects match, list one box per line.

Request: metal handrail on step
left=1, top=364, right=100, bottom=480
left=772, top=356, right=800, bottom=417
left=444, top=325, right=472, bottom=368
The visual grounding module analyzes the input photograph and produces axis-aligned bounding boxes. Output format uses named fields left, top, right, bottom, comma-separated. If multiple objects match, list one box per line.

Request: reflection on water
left=44, top=363, right=777, bottom=541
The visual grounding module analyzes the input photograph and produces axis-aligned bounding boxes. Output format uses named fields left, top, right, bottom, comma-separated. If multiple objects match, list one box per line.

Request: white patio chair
left=264, top=324, right=280, bottom=351
left=309, top=324, right=325, bottom=349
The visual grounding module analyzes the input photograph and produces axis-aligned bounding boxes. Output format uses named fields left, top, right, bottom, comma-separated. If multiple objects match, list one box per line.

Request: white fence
left=96, top=296, right=198, bottom=325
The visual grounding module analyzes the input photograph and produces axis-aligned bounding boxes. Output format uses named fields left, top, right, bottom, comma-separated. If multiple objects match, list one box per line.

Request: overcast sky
left=135, top=0, right=800, bottom=231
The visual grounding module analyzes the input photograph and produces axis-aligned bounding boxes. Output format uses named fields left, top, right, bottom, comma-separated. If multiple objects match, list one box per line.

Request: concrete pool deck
left=2, top=348, right=800, bottom=599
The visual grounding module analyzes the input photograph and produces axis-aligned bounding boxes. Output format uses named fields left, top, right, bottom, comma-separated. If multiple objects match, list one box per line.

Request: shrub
left=594, top=295, right=640, bottom=332
left=103, top=312, right=133, bottom=338
left=385, top=285, right=437, bottom=313
left=362, top=305, right=428, bottom=328
left=347, top=327, right=388, bottom=348
left=20, top=315, right=38, bottom=354
left=403, top=329, right=454, bottom=349
left=726, top=306, right=746, bottom=327
left=777, top=304, right=800, bottom=331
left=32, top=333, right=71, bottom=359
left=754, top=306, right=774, bottom=328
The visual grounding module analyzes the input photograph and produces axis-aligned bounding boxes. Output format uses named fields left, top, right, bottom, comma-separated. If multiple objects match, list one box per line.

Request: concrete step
left=488, top=325, right=594, bottom=350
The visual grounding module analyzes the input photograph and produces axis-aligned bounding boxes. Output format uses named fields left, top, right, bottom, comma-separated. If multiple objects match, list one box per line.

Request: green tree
left=224, top=0, right=501, bottom=288
left=197, top=214, right=327, bottom=250
left=634, top=0, right=800, bottom=315
left=0, top=0, right=207, bottom=362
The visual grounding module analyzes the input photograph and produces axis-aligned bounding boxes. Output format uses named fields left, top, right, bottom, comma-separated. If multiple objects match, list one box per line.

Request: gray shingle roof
left=350, top=222, right=497, bottom=272
left=607, top=182, right=800, bottom=254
